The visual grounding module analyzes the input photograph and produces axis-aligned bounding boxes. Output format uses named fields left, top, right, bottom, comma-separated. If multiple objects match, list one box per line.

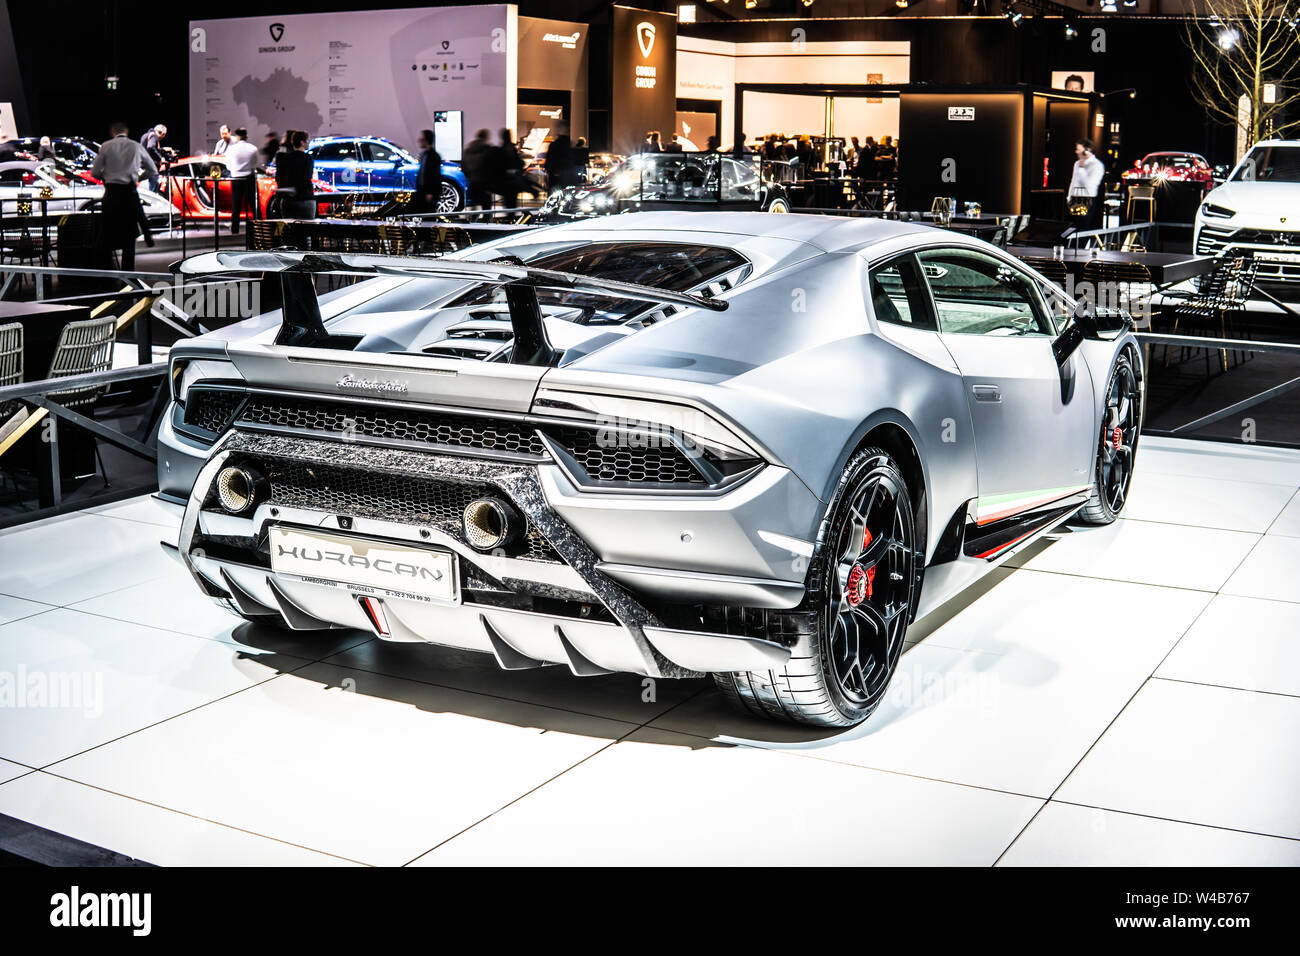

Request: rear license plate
left=269, top=527, right=457, bottom=604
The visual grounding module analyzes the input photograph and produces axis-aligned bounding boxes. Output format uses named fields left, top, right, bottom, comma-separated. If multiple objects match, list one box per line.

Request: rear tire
left=1078, top=353, right=1141, bottom=525
left=713, top=447, right=918, bottom=727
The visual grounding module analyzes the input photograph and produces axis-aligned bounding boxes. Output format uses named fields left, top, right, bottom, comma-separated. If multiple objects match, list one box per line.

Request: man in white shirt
left=224, top=127, right=262, bottom=235
left=1068, top=137, right=1105, bottom=229
left=212, top=125, right=231, bottom=156
left=90, top=122, right=156, bottom=269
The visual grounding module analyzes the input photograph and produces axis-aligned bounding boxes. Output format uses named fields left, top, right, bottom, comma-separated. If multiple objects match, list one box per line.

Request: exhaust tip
left=215, top=466, right=266, bottom=515
left=463, top=497, right=524, bottom=553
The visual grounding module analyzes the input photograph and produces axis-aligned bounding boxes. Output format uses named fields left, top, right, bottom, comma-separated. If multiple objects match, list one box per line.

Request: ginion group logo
left=637, top=21, right=656, bottom=58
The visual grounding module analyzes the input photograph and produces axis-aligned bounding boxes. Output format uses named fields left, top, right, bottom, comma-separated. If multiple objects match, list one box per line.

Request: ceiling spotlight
left=1064, top=21, right=1078, bottom=38
left=1218, top=27, right=1240, bottom=50
left=745, top=0, right=757, bottom=8
left=1004, top=5, right=1024, bottom=25
left=1100, top=0, right=1117, bottom=10
left=1122, top=0, right=1138, bottom=6
left=801, top=0, right=815, bottom=6
left=896, top=0, right=909, bottom=7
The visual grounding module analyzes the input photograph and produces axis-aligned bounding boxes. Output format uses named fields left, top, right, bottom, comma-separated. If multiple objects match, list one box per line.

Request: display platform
left=0, top=436, right=1297, bottom=866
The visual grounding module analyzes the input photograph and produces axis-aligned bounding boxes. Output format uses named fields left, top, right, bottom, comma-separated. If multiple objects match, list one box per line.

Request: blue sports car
left=306, top=135, right=467, bottom=211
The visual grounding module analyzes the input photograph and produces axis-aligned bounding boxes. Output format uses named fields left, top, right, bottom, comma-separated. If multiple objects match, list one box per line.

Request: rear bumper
left=175, top=430, right=805, bottom=678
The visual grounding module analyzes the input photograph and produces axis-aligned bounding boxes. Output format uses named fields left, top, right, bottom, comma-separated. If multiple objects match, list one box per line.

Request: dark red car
left=1121, top=152, right=1214, bottom=194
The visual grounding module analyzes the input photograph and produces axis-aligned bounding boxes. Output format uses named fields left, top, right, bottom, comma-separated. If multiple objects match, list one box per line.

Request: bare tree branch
left=1184, top=0, right=1300, bottom=146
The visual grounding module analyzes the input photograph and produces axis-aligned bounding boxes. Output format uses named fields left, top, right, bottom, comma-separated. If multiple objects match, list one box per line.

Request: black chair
left=1021, top=256, right=1068, bottom=289
left=1156, top=256, right=1256, bottom=374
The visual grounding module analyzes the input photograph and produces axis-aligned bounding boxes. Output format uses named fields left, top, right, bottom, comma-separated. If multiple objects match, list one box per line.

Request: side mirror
left=1089, top=306, right=1133, bottom=337
left=1053, top=303, right=1132, bottom=367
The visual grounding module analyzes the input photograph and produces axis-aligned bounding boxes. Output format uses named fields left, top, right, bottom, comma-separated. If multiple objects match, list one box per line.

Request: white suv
left=1194, top=140, right=1300, bottom=287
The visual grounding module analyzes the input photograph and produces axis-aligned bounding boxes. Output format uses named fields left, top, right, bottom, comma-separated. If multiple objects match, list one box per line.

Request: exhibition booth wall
left=3, top=3, right=1237, bottom=170
left=677, top=36, right=910, bottom=149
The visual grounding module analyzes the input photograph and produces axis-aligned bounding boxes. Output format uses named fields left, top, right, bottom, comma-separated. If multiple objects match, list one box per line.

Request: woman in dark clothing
left=274, top=130, right=316, bottom=219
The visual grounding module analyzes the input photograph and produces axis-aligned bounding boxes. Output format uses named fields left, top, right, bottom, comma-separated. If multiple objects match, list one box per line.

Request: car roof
left=543, top=211, right=934, bottom=254
left=0, top=161, right=40, bottom=171
left=310, top=135, right=396, bottom=144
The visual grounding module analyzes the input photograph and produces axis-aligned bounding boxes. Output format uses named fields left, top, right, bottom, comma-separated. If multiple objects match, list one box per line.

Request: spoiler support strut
left=178, top=249, right=728, bottom=368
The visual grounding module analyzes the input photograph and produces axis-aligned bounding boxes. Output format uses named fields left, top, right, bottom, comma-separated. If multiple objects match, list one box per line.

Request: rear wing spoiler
left=179, top=250, right=728, bottom=366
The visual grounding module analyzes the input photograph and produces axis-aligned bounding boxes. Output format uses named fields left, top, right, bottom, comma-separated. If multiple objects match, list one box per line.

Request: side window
left=919, top=249, right=1054, bottom=336
left=721, top=157, right=760, bottom=201
left=869, top=254, right=937, bottom=331
left=313, top=141, right=357, bottom=162
left=362, top=141, right=397, bottom=163
left=1038, top=280, right=1073, bottom=335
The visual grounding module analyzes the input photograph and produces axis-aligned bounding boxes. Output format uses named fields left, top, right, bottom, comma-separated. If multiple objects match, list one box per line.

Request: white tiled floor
left=0, top=437, right=1296, bottom=865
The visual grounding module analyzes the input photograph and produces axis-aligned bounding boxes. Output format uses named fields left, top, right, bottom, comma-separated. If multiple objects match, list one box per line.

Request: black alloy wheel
left=1080, top=353, right=1141, bottom=524
left=825, top=466, right=915, bottom=708
left=713, top=447, right=918, bottom=727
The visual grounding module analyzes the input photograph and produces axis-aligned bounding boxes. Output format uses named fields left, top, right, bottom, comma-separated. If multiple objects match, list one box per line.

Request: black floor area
left=0, top=397, right=160, bottom=526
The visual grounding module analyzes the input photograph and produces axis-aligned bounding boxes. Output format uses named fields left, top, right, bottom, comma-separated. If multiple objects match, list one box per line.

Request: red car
left=159, top=154, right=334, bottom=220
left=1121, top=152, right=1214, bottom=193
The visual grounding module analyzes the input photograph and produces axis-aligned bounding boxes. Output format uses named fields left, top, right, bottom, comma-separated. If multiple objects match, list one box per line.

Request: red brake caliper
left=846, top=528, right=877, bottom=606
left=1111, top=426, right=1123, bottom=450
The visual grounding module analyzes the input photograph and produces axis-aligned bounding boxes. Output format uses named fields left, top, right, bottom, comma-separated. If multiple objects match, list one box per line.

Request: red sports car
left=159, top=155, right=334, bottom=220
left=1120, top=152, right=1214, bottom=193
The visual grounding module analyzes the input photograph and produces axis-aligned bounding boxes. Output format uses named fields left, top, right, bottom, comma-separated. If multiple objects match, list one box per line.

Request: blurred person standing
left=572, top=137, right=589, bottom=183
left=261, top=131, right=281, bottom=166
left=856, top=136, right=877, bottom=182
left=140, top=124, right=166, bottom=191
left=212, top=125, right=232, bottom=156
left=462, top=128, right=493, bottom=209
left=544, top=133, right=576, bottom=191
left=90, top=122, right=155, bottom=269
left=1068, top=137, right=1105, bottom=229
left=875, top=135, right=897, bottom=179
left=225, top=127, right=261, bottom=235
left=492, top=129, right=536, bottom=209
left=37, top=136, right=56, bottom=161
left=274, top=130, right=316, bottom=219
left=412, top=127, right=443, bottom=213
left=664, top=133, right=683, bottom=154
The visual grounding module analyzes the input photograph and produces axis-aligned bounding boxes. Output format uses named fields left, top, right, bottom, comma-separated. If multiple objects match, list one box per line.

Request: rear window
left=446, top=241, right=749, bottom=326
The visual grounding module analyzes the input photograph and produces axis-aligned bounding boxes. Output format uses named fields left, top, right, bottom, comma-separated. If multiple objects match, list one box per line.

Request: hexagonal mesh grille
left=546, top=426, right=706, bottom=485
left=249, top=456, right=558, bottom=562
left=238, top=396, right=546, bottom=457
left=183, top=388, right=245, bottom=434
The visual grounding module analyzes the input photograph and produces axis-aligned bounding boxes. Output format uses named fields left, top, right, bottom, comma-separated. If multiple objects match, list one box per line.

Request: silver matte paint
left=163, top=212, right=1138, bottom=671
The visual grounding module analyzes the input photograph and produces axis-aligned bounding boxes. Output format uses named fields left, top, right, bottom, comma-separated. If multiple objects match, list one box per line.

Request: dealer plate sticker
left=270, top=527, right=457, bottom=603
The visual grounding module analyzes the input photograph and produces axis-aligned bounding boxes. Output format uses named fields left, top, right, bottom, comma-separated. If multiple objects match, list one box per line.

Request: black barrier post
left=210, top=175, right=221, bottom=253
left=179, top=176, right=187, bottom=258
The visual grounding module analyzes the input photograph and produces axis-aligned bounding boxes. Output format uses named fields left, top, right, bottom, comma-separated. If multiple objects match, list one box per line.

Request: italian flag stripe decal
left=974, top=485, right=1092, bottom=526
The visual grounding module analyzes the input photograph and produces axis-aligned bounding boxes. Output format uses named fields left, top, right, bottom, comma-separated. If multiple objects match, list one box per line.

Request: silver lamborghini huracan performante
left=161, top=213, right=1143, bottom=727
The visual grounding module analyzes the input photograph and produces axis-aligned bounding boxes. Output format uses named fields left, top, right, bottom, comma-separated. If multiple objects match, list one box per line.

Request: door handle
left=972, top=384, right=1002, bottom=404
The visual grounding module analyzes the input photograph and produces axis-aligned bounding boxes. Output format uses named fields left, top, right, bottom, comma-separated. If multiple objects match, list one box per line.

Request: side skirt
left=962, top=496, right=1088, bottom=561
